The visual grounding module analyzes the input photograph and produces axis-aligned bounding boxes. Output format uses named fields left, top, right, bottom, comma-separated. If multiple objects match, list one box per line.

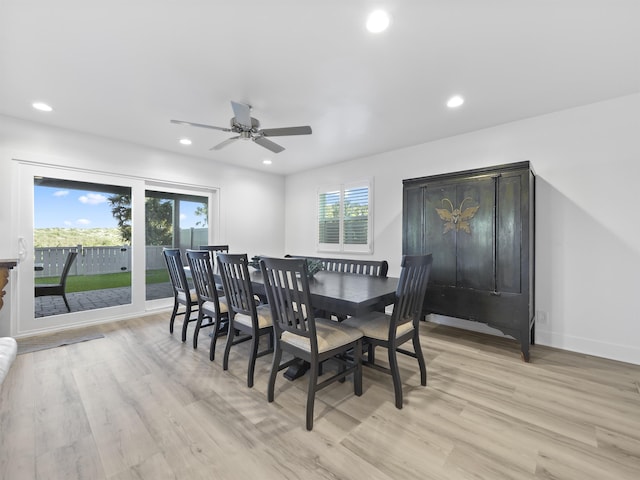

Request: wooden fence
left=34, top=228, right=208, bottom=277
left=35, top=245, right=170, bottom=277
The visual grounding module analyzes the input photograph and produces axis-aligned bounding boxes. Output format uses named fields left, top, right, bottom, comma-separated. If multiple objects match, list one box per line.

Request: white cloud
left=76, top=218, right=91, bottom=225
left=64, top=220, right=73, bottom=226
left=79, top=193, right=107, bottom=205
left=54, top=190, right=69, bottom=197
left=180, top=213, right=187, bottom=221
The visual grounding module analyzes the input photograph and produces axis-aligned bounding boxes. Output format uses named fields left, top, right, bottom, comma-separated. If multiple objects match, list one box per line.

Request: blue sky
left=34, top=186, right=205, bottom=229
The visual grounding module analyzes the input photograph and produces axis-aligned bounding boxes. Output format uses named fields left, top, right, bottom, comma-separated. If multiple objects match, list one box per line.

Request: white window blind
left=317, top=180, right=372, bottom=253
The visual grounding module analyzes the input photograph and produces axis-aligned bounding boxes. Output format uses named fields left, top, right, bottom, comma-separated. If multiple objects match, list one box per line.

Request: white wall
left=0, top=115, right=286, bottom=335
left=285, top=93, right=640, bottom=365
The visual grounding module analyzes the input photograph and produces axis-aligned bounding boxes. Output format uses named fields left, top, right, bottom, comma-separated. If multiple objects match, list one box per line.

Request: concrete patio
left=34, top=282, right=174, bottom=318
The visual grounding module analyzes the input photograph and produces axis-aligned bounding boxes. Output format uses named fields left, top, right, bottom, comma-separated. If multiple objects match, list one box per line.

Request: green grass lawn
left=35, top=269, right=169, bottom=293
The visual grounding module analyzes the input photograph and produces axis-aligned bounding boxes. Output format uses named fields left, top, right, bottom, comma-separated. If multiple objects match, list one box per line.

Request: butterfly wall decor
left=435, top=197, right=479, bottom=234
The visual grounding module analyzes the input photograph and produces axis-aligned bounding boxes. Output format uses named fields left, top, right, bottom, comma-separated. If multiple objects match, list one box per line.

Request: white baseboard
left=427, top=314, right=640, bottom=366
left=534, top=328, right=640, bottom=366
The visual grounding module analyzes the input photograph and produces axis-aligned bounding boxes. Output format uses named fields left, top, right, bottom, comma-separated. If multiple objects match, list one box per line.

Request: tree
left=107, top=193, right=132, bottom=244
left=194, top=202, right=208, bottom=227
left=145, top=198, right=173, bottom=245
left=107, top=194, right=174, bottom=246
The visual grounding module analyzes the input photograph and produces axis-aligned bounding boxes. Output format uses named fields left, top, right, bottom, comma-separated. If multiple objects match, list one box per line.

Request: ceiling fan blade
left=170, top=119, right=231, bottom=132
left=254, top=136, right=285, bottom=153
left=230, top=101, right=253, bottom=128
left=259, top=126, right=312, bottom=137
left=211, top=136, right=240, bottom=151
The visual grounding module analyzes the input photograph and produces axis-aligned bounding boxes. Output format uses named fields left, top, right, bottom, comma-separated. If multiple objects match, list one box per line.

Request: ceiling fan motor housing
left=231, top=116, right=260, bottom=133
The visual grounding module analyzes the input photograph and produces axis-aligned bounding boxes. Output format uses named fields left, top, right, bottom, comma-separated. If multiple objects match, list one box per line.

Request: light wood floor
left=1, top=313, right=639, bottom=480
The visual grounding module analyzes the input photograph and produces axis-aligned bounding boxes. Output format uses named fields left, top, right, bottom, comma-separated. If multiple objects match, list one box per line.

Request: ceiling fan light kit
left=170, top=101, right=312, bottom=153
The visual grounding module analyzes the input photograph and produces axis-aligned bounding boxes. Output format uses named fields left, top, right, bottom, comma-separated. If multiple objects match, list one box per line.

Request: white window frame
left=317, top=178, right=373, bottom=254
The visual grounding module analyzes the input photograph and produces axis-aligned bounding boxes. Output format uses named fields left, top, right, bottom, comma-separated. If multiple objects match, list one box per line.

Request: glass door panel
left=33, top=177, right=132, bottom=317
left=145, top=190, right=208, bottom=301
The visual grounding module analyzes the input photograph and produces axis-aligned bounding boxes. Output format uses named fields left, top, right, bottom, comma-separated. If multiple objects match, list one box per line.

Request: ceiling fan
left=170, top=101, right=312, bottom=153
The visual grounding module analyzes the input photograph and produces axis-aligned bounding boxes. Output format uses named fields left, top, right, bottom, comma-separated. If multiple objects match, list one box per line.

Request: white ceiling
left=1, top=0, right=639, bottom=175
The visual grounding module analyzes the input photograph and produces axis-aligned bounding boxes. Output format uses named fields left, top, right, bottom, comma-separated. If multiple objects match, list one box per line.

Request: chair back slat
left=261, top=257, right=316, bottom=344
left=391, top=254, right=433, bottom=330
left=186, top=250, right=221, bottom=305
left=163, top=248, right=190, bottom=295
left=216, top=253, right=256, bottom=316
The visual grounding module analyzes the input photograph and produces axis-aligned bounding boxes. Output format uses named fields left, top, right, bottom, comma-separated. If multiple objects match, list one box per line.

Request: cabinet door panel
left=455, top=178, right=495, bottom=291
left=403, top=185, right=424, bottom=256
left=497, top=173, right=522, bottom=294
left=424, top=184, right=457, bottom=286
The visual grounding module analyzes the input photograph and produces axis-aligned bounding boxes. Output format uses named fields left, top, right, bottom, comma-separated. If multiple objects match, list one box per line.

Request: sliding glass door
left=15, top=162, right=219, bottom=335
left=144, top=189, right=209, bottom=301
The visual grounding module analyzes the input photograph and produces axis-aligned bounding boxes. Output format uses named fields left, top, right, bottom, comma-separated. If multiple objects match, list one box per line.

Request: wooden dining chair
left=199, top=245, right=229, bottom=290
left=162, top=248, right=199, bottom=343
left=342, top=254, right=433, bottom=409
left=216, top=253, right=273, bottom=388
left=260, top=256, right=363, bottom=431
left=186, top=249, right=229, bottom=357
left=285, top=255, right=389, bottom=320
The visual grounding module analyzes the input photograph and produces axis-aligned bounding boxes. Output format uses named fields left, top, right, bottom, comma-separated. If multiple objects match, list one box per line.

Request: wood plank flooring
left=1, top=313, right=639, bottom=479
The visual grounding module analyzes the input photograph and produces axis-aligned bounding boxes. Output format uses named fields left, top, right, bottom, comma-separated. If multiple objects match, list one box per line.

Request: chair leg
left=62, top=293, right=71, bottom=312
left=306, top=361, right=319, bottom=431
left=354, top=339, right=363, bottom=396
left=209, top=318, right=221, bottom=362
left=388, top=346, right=403, bottom=409
left=337, top=354, right=345, bottom=382
left=268, top=344, right=282, bottom=403
left=193, top=311, right=204, bottom=349
left=247, top=332, right=259, bottom=388
left=222, top=323, right=235, bottom=371
left=413, top=331, right=427, bottom=386
left=181, top=307, right=192, bottom=342
left=368, top=343, right=376, bottom=364
left=169, top=300, right=179, bottom=334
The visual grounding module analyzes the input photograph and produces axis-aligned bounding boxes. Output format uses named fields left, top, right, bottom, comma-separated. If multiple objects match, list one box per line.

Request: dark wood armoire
left=402, top=161, right=535, bottom=361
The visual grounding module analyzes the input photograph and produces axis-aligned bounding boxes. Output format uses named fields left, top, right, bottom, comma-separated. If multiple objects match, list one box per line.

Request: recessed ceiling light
left=179, top=138, right=192, bottom=145
left=366, top=10, right=390, bottom=33
left=447, top=95, right=465, bottom=108
left=32, top=102, right=53, bottom=112
left=262, top=159, right=272, bottom=165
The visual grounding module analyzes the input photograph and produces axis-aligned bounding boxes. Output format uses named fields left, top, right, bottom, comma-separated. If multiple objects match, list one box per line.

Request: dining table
left=245, top=267, right=399, bottom=318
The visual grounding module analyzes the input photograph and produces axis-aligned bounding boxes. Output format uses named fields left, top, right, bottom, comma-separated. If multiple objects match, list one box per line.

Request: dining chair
left=216, top=253, right=273, bottom=388
left=186, top=249, right=229, bottom=357
left=342, top=254, right=432, bottom=409
left=260, top=256, right=363, bottom=431
left=199, top=245, right=229, bottom=290
left=285, top=255, right=389, bottom=320
left=162, top=248, right=199, bottom=343
left=34, top=250, right=78, bottom=312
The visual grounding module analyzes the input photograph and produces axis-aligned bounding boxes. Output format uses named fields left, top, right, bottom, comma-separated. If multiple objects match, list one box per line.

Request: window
left=317, top=179, right=372, bottom=253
